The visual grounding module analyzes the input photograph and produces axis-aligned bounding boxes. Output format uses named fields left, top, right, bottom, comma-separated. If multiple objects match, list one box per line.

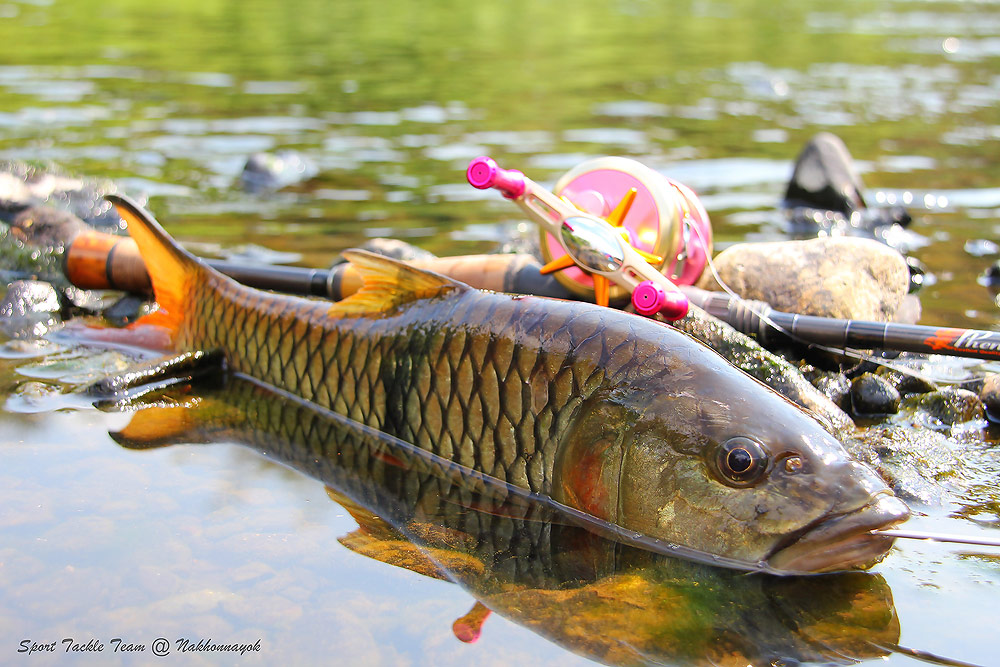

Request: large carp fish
left=102, top=194, right=908, bottom=573
left=110, top=375, right=902, bottom=666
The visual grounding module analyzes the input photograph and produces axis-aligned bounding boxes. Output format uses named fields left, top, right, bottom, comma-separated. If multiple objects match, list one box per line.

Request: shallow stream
left=1, top=0, right=999, bottom=664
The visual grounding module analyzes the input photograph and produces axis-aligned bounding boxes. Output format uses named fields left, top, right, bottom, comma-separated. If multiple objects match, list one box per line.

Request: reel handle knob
left=632, top=280, right=689, bottom=321
left=467, top=156, right=526, bottom=199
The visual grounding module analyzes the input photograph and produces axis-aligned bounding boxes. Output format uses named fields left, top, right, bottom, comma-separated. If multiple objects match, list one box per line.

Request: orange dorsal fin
left=107, top=195, right=209, bottom=336
left=330, top=249, right=468, bottom=316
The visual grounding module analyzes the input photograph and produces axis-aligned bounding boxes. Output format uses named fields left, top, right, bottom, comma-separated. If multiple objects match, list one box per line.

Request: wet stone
left=850, top=373, right=900, bottom=416
left=847, top=425, right=956, bottom=504
left=673, top=305, right=855, bottom=433
left=905, top=387, right=985, bottom=426
left=330, top=237, right=436, bottom=267
left=10, top=206, right=87, bottom=247
left=980, top=374, right=1000, bottom=421
left=875, top=366, right=938, bottom=396
left=810, top=372, right=851, bottom=411
left=239, top=150, right=318, bottom=193
left=698, top=236, right=909, bottom=321
left=102, top=294, right=152, bottom=327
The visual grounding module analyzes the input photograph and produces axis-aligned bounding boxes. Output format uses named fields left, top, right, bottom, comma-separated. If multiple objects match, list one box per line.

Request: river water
left=1, top=0, right=999, bottom=664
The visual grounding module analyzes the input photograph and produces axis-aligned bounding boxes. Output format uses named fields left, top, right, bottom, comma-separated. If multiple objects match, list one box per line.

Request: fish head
left=555, top=348, right=909, bottom=574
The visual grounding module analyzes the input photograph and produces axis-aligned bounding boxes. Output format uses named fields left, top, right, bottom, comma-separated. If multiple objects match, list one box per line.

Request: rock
left=847, top=424, right=957, bottom=504
left=904, top=387, right=984, bottom=426
left=874, top=367, right=938, bottom=396
left=981, top=374, right=1000, bottom=421
left=784, top=132, right=866, bottom=215
left=239, top=151, right=318, bottom=193
left=982, top=261, right=1000, bottom=287
left=850, top=373, right=900, bottom=416
left=810, top=373, right=851, bottom=411
left=10, top=206, right=87, bottom=247
left=781, top=133, right=911, bottom=243
left=698, top=236, right=910, bottom=321
left=0, top=161, right=126, bottom=228
left=102, top=294, right=153, bottom=327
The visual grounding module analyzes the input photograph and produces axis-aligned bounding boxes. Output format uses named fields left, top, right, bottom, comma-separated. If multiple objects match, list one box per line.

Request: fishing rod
left=663, top=282, right=1000, bottom=362
left=64, top=227, right=1000, bottom=362
left=63, top=229, right=576, bottom=301
left=466, top=156, right=1000, bottom=362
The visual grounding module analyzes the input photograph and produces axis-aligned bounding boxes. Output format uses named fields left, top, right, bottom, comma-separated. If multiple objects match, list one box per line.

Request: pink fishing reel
left=543, top=156, right=712, bottom=301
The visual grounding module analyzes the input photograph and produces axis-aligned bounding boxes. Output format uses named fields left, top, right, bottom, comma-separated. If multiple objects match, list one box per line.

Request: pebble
left=850, top=373, right=901, bottom=416
left=811, top=373, right=851, bottom=411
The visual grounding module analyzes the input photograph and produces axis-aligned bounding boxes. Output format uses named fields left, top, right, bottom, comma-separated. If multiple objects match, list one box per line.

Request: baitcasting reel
left=467, top=155, right=711, bottom=318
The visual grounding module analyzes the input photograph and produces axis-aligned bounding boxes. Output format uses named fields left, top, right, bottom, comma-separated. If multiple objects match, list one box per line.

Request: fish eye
left=715, top=437, right=769, bottom=487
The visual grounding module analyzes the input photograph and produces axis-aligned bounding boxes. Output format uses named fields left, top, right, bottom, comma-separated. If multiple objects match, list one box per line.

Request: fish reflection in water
left=106, top=375, right=900, bottom=667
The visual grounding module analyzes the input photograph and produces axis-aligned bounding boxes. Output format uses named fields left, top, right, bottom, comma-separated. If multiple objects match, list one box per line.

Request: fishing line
left=871, top=528, right=1000, bottom=548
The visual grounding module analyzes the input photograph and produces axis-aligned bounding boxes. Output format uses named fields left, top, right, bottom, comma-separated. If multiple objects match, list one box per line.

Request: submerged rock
left=698, top=237, right=910, bottom=322
left=330, top=237, right=437, bottom=266
left=850, top=373, right=900, bottom=416
left=239, top=151, right=318, bottom=193
left=781, top=132, right=912, bottom=244
left=849, top=425, right=958, bottom=504
left=0, top=161, right=127, bottom=228
left=102, top=294, right=154, bottom=327
left=904, top=388, right=984, bottom=426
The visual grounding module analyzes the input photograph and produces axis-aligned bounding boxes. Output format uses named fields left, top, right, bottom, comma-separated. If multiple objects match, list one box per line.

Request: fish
left=104, top=193, right=909, bottom=573
left=111, top=374, right=903, bottom=667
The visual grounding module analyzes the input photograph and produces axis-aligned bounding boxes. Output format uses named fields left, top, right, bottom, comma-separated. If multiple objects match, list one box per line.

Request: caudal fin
left=106, top=194, right=208, bottom=338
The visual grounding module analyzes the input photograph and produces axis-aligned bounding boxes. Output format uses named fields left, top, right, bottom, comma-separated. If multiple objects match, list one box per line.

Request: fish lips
left=765, top=492, right=910, bottom=574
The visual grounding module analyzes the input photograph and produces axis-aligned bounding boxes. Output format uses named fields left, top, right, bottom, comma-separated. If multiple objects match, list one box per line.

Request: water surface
left=1, top=0, right=999, bottom=664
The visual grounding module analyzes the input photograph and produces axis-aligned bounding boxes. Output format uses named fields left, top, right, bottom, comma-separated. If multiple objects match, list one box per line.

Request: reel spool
left=539, top=156, right=712, bottom=302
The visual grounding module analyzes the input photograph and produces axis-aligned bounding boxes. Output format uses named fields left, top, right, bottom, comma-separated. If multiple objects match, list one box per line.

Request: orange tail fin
left=106, top=195, right=211, bottom=343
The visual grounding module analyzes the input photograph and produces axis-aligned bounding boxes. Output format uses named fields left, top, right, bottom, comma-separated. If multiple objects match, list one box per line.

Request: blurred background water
left=1, top=0, right=999, bottom=664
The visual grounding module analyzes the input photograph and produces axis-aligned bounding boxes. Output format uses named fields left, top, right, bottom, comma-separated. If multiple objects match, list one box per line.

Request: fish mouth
left=765, top=492, right=910, bottom=574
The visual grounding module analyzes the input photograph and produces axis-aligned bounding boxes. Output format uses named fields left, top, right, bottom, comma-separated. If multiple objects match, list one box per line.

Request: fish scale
left=182, top=271, right=618, bottom=495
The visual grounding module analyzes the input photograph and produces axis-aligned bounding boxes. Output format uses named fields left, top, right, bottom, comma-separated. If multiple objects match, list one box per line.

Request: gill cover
left=552, top=400, right=633, bottom=523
